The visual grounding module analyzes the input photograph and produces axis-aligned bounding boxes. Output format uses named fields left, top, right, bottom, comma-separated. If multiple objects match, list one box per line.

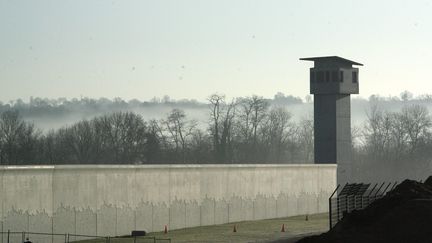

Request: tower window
left=352, top=71, right=358, bottom=83
left=331, top=71, right=338, bottom=82
left=340, top=71, right=344, bottom=82
left=310, top=70, right=315, bottom=83
left=317, top=71, right=324, bottom=82
left=325, top=71, right=330, bottom=82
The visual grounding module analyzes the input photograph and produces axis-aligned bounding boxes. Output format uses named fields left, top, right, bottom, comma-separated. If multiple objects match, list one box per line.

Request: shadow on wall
left=0, top=164, right=336, bottom=241
left=1, top=192, right=329, bottom=237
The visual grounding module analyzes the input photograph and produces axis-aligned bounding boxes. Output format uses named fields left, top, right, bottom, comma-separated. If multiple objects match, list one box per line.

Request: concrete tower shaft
left=314, top=94, right=351, bottom=163
left=300, top=56, right=363, bottom=184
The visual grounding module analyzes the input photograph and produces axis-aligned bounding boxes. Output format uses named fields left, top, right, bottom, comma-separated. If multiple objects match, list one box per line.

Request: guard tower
left=300, top=56, right=363, bottom=184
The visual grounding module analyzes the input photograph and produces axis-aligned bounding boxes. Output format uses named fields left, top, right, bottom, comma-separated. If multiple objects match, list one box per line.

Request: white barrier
left=0, top=164, right=336, bottom=238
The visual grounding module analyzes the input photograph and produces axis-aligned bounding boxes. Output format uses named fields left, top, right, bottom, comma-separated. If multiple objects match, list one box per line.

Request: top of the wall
left=0, top=164, right=337, bottom=171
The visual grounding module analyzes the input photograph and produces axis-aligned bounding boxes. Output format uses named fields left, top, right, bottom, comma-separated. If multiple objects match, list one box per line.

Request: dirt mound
left=297, top=177, right=432, bottom=243
left=424, top=176, right=432, bottom=188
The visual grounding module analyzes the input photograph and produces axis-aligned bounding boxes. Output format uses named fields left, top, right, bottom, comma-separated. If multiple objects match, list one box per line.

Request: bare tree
left=208, top=94, right=237, bottom=163
left=363, top=104, right=393, bottom=159
left=261, top=107, right=293, bottom=163
left=145, top=119, right=165, bottom=163
left=250, top=96, right=269, bottom=146
left=401, top=105, right=431, bottom=154
left=41, top=130, right=56, bottom=164
left=189, top=129, right=212, bottom=163
left=69, top=120, right=95, bottom=163
left=208, top=94, right=224, bottom=157
left=297, top=116, right=314, bottom=163
left=235, top=96, right=269, bottom=162
left=0, top=110, right=39, bottom=164
left=163, top=109, right=197, bottom=162
left=92, top=112, right=147, bottom=163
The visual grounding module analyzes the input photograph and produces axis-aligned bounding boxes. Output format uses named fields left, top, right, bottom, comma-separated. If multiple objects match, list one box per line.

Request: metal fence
left=328, top=181, right=398, bottom=229
left=0, top=231, right=171, bottom=243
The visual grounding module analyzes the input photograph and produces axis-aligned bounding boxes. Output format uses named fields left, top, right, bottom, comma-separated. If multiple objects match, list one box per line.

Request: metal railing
left=0, top=231, right=171, bottom=243
left=328, top=181, right=398, bottom=229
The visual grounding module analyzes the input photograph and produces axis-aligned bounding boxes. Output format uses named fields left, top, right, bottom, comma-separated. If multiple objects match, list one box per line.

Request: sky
left=1, top=0, right=431, bottom=102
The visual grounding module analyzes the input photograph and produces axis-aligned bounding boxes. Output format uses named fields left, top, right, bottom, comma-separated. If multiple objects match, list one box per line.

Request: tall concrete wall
left=0, top=164, right=336, bottom=239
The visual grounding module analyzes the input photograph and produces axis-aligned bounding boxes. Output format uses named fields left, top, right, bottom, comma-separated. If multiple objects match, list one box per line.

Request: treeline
left=0, top=94, right=311, bottom=165
left=3, top=91, right=432, bottom=119
left=354, top=104, right=432, bottom=181
left=2, top=93, right=432, bottom=182
left=0, top=92, right=303, bottom=118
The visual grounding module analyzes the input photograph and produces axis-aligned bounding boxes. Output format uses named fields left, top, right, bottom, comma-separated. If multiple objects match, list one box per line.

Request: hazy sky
left=1, top=0, right=431, bottom=102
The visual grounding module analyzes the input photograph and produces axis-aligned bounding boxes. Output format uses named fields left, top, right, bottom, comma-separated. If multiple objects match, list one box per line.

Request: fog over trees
left=0, top=93, right=309, bottom=165
left=0, top=93, right=304, bottom=131
left=1, top=91, right=432, bottom=181
left=354, top=103, right=432, bottom=182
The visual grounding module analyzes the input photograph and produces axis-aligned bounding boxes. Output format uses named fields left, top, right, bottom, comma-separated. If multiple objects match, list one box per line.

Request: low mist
left=1, top=91, right=432, bottom=183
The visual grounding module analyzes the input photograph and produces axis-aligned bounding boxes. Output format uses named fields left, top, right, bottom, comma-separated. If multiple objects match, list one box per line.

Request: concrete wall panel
left=265, top=197, right=277, bottom=219
left=116, top=207, right=135, bottom=236
left=214, top=200, right=228, bottom=225
left=200, top=198, right=215, bottom=226
left=185, top=201, right=200, bottom=228
left=287, top=195, right=298, bottom=217
left=320, top=190, right=331, bottom=213
left=3, top=167, right=53, bottom=216
left=0, top=164, right=336, bottom=237
left=135, top=168, right=170, bottom=205
left=228, top=196, right=242, bottom=223
left=75, top=208, right=96, bottom=236
left=97, top=205, right=116, bottom=236
left=152, top=203, right=169, bottom=232
left=297, top=193, right=307, bottom=215
left=135, top=202, right=152, bottom=232
left=4, top=210, right=28, bottom=232
left=29, top=213, right=52, bottom=243
left=53, top=207, right=74, bottom=234
left=276, top=194, right=289, bottom=218
left=52, top=169, right=97, bottom=212
left=1, top=168, right=3, bottom=232
left=169, top=200, right=186, bottom=230
left=253, top=195, right=266, bottom=220
left=242, top=198, right=254, bottom=221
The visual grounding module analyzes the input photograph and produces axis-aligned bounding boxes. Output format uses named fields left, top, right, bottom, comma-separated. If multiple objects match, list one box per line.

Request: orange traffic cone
left=164, top=225, right=168, bottom=234
left=233, top=224, right=237, bottom=233
left=281, top=224, right=285, bottom=232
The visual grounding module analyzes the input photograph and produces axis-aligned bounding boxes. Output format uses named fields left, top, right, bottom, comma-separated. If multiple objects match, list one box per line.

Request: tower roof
left=300, top=56, right=363, bottom=66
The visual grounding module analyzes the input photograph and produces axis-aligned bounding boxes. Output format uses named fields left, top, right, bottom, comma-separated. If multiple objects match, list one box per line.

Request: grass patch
left=75, top=213, right=328, bottom=243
